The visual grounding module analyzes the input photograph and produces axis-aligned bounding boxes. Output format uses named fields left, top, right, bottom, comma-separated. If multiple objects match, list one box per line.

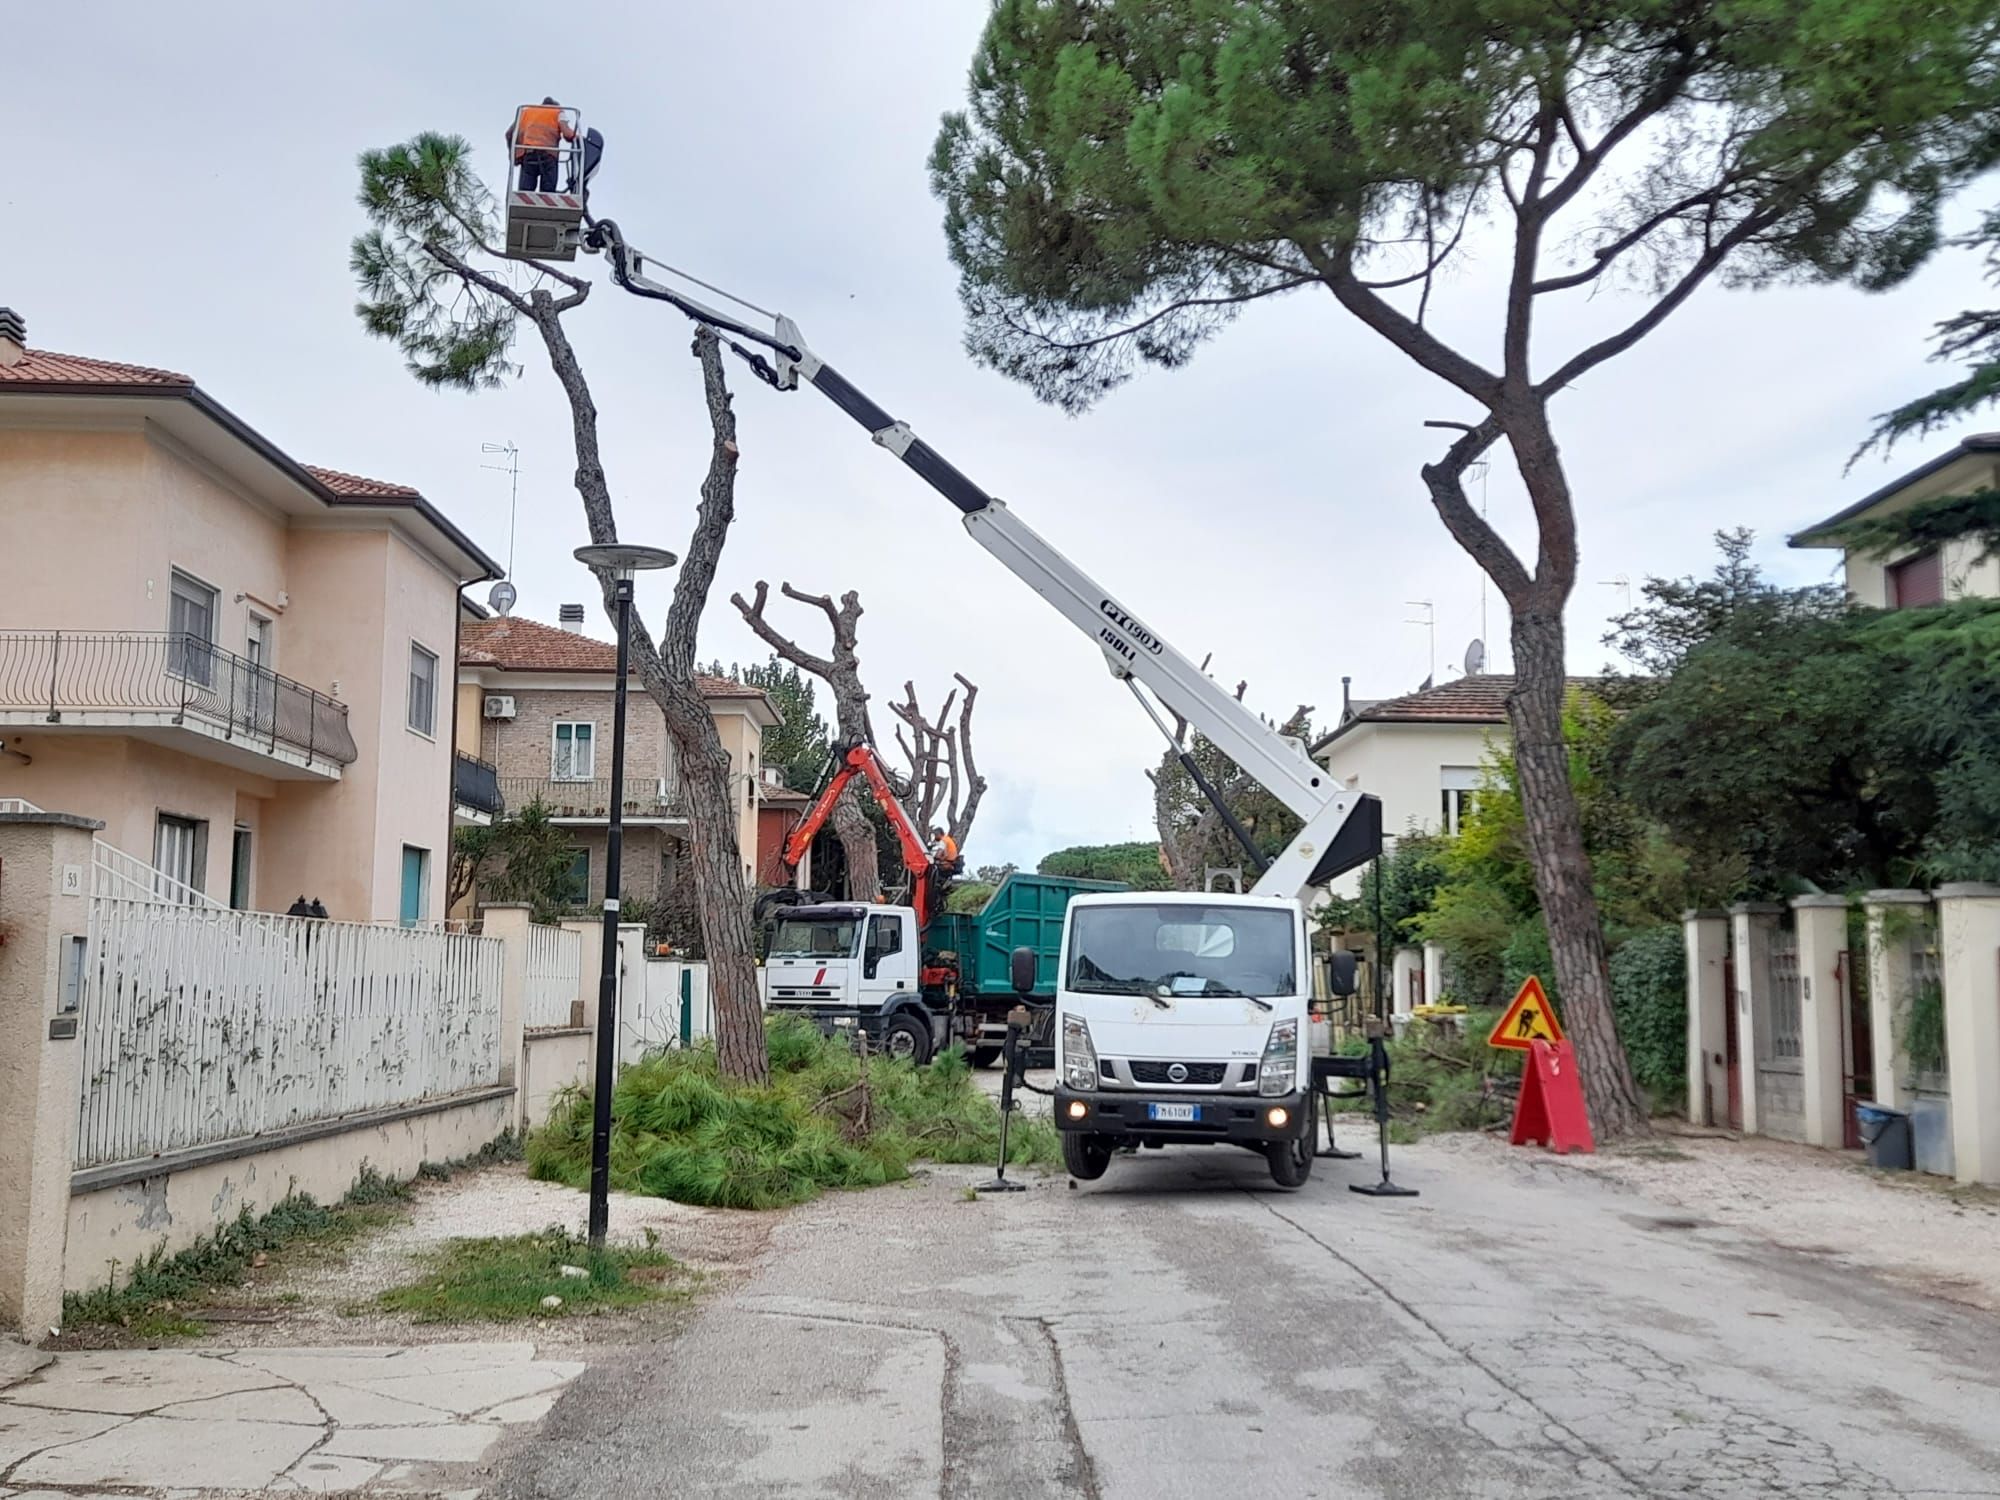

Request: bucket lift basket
left=504, top=104, right=585, bottom=261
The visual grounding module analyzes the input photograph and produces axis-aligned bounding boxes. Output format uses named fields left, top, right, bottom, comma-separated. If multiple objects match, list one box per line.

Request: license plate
left=1147, top=1102, right=1200, bottom=1122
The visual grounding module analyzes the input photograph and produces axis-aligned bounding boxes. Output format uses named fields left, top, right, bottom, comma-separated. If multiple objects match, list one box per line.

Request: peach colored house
left=456, top=610, right=779, bottom=911
left=0, top=311, right=500, bottom=923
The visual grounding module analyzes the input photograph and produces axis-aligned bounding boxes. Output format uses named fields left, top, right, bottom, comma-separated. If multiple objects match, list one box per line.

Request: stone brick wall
left=477, top=688, right=677, bottom=790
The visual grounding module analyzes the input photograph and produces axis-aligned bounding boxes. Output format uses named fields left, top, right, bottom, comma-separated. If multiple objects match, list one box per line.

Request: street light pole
left=574, top=544, right=677, bottom=1252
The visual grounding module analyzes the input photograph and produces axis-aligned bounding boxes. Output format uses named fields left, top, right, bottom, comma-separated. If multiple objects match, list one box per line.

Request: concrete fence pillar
left=1421, top=941, right=1448, bottom=1006
left=1682, top=910, right=1729, bottom=1127
left=561, top=917, right=605, bottom=1028
left=615, top=923, right=644, bottom=1058
left=0, top=812, right=102, bottom=1338
left=1863, top=890, right=1930, bottom=1110
left=1934, top=883, right=2000, bottom=1186
left=1729, top=902, right=1783, bottom=1138
left=479, top=904, right=532, bottom=1115
left=1391, top=947, right=1423, bottom=1013
left=1792, top=895, right=1850, bottom=1150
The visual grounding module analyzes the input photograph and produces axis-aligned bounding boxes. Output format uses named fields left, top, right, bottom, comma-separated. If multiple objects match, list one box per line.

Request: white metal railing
left=92, top=839, right=226, bottom=910
left=76, top=896, right=504, bottom=1169
left=524, top=922, right=583, bottom=1028
left=1766, top=930, right=1804, bottom=1063
left=0, top=796, right=44, bottom=814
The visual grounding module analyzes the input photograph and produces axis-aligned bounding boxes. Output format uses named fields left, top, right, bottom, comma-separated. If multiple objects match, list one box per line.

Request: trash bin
left=1854, top=1102, right=1913, bottom=1171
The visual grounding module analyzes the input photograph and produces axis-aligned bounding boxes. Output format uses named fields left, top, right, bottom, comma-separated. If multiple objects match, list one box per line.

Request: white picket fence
left=524, top=922, right=583, bottom=1029
left=76, top=896, right=505, bottom=1170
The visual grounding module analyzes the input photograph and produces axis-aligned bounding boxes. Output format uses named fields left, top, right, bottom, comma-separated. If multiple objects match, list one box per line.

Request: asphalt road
left=487, top=1135, right=2000, bottom=1499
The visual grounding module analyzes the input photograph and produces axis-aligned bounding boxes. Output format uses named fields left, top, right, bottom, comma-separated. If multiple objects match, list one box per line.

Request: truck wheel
left=968, top=1045, right=1003, bottom=1069
left=881, top=1012, right=934, bottom=1066
left=1062, top=1132, right=1113, bottom=1181
left=1266, top=1091, right=1317, bottom=1189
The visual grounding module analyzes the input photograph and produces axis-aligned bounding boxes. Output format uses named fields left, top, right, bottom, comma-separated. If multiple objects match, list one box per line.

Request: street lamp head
left=573, top=543, right=679, bottom=580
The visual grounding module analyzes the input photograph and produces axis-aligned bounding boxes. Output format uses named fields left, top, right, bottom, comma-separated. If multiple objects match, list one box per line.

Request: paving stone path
left=0, top=1342, right=582, bottom=1497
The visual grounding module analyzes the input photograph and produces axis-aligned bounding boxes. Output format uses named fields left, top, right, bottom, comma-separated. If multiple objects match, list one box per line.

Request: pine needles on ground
left=527, top=1014, right=1058, bottom=1210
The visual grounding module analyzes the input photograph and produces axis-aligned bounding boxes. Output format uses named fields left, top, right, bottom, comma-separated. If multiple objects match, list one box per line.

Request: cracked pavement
left=484, top=1139, right=2000, bottom=1499
left=0, top=1342, right=582, bottom=1496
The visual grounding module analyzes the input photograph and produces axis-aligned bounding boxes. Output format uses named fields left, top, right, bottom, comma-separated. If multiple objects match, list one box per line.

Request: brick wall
left=478, top=688, right=677, bottom=788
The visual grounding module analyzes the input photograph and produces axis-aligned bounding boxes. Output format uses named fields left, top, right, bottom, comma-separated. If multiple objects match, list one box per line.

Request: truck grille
left=1129, top=1060, right=1228, bottom=1086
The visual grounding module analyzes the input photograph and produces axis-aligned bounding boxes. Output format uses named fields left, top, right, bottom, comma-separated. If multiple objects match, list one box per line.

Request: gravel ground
left=1422, top=1125, right=2000, bottom=1311
left=146, top=1164, right=775, bottom=1350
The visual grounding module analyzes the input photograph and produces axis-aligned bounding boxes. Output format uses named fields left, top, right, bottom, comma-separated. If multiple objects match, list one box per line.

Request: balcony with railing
left=0, top=630, right=359, bottom=778
left=498, top=774, right=684, bottom=822
left=454, top=751, right=505, bottom=824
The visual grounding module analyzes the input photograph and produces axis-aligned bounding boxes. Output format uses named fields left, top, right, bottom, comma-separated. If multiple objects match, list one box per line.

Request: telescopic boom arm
left=582, top=220, right=1381, bottom=898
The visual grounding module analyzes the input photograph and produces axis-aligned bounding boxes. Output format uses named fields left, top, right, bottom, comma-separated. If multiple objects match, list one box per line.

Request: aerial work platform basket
left=504, top=102, right=585, bottom=261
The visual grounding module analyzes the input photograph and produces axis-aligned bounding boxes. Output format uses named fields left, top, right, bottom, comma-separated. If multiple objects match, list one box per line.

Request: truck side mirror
left=1009, top=945, right=1039, bottom=996
left=1329, top=950, right=1359, bottom=998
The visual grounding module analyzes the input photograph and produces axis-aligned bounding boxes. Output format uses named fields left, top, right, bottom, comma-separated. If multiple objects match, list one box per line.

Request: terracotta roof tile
left=460, top=615, right=765, bottom=697
left=0, top=347, right=192, bottom=387
left=303, top=464, right=423, bottom=500
left=1314, top=674, right=1603, bottom=752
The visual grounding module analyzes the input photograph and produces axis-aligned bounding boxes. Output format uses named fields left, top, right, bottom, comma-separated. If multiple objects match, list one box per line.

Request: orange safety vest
left=513, top=106, right=565, bottom=157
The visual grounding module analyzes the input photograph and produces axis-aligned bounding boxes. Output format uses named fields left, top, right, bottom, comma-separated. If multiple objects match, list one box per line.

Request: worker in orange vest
left=930, top=826, right=961, bottom=871
left=507, top=98, right=576, bottom=193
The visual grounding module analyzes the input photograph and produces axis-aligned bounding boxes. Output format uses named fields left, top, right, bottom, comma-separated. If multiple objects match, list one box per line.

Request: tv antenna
left=481, top=442, right=522, bottom=616
left=1405, top=600, right=1435, bottom=684
left=1600, top=574, right=1633, bottom=612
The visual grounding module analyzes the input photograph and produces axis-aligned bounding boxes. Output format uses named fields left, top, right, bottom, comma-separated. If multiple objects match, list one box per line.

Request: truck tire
left=1062, top=1132, right=1113, bottom=1181
left=968, top=1045, right=1003, bottom=1069
left=881, top=1012, right=934, bottom=1066
left=1266, top=1091, right=1316, bottom=1189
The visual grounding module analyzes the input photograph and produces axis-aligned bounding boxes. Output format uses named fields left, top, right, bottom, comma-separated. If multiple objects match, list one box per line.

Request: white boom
left=585, top=222, right=1381, bottom=898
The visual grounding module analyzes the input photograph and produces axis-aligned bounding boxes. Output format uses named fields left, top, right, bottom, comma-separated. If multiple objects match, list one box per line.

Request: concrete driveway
left=486, top=1136, right=2000, bottom=1499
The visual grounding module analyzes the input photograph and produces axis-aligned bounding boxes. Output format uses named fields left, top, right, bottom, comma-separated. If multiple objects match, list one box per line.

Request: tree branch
left=1420, top=417, right=1533, bottom=606
left=732, top=581, right=837, bottom=680
left=1001, top=278, right=1314, bottom=353
left=1299, top=243, right=1504, bottom=405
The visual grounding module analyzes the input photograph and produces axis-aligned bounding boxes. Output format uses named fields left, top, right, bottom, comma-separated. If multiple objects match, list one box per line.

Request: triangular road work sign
left=1487, top=974, right=1564, bottom=1051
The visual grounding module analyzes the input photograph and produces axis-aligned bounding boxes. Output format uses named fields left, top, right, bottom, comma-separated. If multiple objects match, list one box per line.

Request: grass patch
left=527, top=1013, right=1059, bottom=1210
left=417, top=1129, right=526, bottom=1182
left=378, top=1226, right=682, bottom=1323
left=62, top=1163, right=415, bottom=1336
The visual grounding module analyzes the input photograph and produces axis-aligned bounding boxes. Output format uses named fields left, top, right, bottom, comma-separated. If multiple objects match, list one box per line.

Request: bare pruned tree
left=887, top=675, right=985, bottom=852
left=351, top=132, right=768, bottom=1083
left=733, top=580, right=986, bottom=896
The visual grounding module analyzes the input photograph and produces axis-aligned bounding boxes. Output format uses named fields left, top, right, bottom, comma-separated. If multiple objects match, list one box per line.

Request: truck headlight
left=1062, top=1015, right=1098, bottom=1091
left=1258, top=1019, right=1298, bottom=1097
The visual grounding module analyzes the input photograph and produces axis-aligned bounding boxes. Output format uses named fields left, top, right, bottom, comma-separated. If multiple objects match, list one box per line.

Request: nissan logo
left=1166, top=1062, right=1189, bottom=1084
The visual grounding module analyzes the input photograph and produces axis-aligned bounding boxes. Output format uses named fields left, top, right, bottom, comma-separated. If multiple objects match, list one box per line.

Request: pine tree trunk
left=831, top=788, right=882, bottom=902
left=1507, top=609, right=1647, bottom=1137
left=649, top=669, right=768, bottom=1084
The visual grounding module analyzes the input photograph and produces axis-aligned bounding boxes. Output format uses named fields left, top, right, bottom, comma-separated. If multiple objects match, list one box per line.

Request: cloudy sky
left=9, top=2, right=1994, bottom=870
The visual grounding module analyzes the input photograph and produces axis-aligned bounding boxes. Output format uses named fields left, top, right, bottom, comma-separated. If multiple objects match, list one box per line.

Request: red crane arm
left=777, top=744, right=941, bottom=928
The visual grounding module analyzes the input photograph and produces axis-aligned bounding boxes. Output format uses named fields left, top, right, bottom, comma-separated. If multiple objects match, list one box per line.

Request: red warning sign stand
left=1509, top=1039, right=1594, bottom=1155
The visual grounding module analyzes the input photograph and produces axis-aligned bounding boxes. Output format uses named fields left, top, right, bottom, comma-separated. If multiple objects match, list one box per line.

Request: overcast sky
left=8, top=2, right=1995, bottom=870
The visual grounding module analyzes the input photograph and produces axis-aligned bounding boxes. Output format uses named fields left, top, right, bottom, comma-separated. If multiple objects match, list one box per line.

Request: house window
left=407, top=643, right=438, bottom=736
left=553, top=721, right=596, bottom=781
left=167, top=569, right=218, bottom=686
left=1887, top=549, right=1943, bottom=608
left=153, top=813, right=207, bottom=902
left=563, top=849, right=590, bottom=905
left=1440, top=766, right=1481, bottom=837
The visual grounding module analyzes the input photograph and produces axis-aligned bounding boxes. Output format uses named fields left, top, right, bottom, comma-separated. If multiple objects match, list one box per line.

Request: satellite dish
left=488, top=579, right=518, bottom=617
left=1463, top=639, right=1487, bottom=675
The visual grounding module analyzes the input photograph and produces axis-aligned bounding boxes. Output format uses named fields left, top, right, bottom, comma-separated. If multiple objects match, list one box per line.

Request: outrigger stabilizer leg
left=977, top=1005, right=1033, bottom=1194
left=1349, top=1018, right=1419, bottom=1198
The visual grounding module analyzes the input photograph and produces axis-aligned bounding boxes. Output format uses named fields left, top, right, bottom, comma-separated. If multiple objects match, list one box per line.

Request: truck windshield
left=768, top=916, right=860, bottom=959
left=1066, top=905, right=1296, bottom=998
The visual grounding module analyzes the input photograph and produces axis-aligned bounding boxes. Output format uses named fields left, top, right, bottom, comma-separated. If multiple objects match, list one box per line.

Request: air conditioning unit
left=483, top=695, right=517, bottom=720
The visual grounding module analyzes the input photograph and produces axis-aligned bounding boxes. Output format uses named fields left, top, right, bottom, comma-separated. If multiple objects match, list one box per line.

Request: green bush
left=1501, top=921, right=1557, bottom=1013
left=1608, top=925, right=1685, bottom=1101
left=528, top=1014, right=1057, bottom=1210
